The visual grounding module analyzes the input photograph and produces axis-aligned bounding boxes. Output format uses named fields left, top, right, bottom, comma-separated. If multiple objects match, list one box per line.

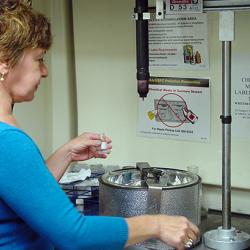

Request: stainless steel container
left=99, top=162, right=201, bottom=250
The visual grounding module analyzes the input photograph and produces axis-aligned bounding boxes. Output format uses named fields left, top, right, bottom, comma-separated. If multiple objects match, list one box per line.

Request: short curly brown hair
left=0, top=0, right=52, bottom=67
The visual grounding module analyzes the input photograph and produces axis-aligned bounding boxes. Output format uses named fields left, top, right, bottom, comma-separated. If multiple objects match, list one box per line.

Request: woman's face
left=4, top=47, right=48, bottom=103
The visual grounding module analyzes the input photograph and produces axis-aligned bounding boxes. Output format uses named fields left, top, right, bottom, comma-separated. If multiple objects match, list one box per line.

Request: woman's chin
left=15, top=94, right=35, bottom=103
left=26, top=94, right=35, bottom=102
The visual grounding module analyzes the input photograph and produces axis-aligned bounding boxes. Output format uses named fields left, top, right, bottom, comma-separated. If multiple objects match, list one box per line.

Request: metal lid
left=100, top=165, right=201, bottom=189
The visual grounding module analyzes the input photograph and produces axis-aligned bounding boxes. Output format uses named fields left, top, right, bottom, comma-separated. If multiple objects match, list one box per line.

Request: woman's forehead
left=14, top=48, right=46, bottom=66
left=24, top=47, right=46, bottom=57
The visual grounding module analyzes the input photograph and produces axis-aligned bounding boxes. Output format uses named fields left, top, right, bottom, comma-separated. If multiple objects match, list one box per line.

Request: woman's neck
left=0, top=85, right=19, bottom=127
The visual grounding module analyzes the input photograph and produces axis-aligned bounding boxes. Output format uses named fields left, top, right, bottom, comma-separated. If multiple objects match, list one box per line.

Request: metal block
left=143, top=12, right=151, bottom=20
left=156, top=0, right=164, bottom=19
left=219, top=11, right=235, bottom=41
left=132, top=13, right=138, bottom=20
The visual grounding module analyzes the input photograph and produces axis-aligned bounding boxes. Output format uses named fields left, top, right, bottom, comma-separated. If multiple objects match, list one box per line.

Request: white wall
left=203, top=184, right=250, bottom=214
left=48, top=0, right=77, bottom=151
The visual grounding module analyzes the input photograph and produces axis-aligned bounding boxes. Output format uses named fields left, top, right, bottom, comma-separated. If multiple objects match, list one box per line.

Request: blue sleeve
left=0, top=129, right=128, bottom=250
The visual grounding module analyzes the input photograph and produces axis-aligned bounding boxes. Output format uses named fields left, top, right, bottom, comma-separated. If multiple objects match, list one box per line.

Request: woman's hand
left=157, top=215, right=200, bottom=250
left=46, top=132, right=112, bottom=181
left=125, top=215, right=200, bottom=250
left=67, top=132, right=112, bottom=162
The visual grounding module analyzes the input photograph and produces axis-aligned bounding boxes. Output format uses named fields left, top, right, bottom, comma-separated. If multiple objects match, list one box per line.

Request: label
left=148, top=13, right=209, bottom=70
left=166, top=0, right=203, bottom=14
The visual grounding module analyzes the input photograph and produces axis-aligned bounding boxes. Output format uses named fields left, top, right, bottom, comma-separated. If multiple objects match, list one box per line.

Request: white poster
left=232, top=53, right=250, bottom=139
left=149, top=13, right=209, bottom=70
left=137, top=77, right=210, bottom=142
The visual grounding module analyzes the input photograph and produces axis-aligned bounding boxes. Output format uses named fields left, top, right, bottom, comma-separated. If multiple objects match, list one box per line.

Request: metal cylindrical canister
left=99, top=166, right=201, bottom=250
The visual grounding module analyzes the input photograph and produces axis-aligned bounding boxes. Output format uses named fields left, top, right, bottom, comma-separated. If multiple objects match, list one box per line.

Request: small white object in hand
left=101, top=142, right=107, bottom=150
left=101, top=133, right=107, bottom=150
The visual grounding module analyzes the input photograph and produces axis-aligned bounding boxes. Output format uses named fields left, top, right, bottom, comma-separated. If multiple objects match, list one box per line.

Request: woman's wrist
left=125, top=215, right=160, bottom=247
left=145, top=215, right=160, bottom=239
left=61, top=143, right=74, bottom=163
left=46, top=143, right=73, bottom=180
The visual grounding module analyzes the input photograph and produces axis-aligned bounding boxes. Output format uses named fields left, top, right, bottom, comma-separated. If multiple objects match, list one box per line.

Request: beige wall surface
left=73, top=0, right=250, bottom=189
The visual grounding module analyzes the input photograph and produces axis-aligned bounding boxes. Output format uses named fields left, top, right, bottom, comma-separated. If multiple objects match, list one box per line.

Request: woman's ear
left=0, top=62, right=9, bottom=74
left=0, top=62, right=9, bottom=82
left=0, top=62, right=9, bottom=80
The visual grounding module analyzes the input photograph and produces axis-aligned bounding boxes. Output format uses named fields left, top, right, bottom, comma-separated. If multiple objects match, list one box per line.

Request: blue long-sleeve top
left=0, top=122, right=128, bottom=249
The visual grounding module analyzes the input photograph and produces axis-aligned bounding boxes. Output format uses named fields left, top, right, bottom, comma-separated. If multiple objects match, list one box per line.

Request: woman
left=0, top=1, right=200, bottom=249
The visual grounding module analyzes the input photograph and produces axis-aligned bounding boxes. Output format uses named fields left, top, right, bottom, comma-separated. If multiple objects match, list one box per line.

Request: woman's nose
left=41, top=64, right=48, bottom=78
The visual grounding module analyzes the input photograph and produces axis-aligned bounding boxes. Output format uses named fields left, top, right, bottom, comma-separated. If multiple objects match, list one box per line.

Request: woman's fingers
left=75, top=136, right=112, bottom=149
left=83, top=133, right=112, bottom=150
left=187, top=220, right=200, bottom=243
left=82, top=132, right=112, bottom=143
left=88, top=144, right=112, bottom=159
left=158, top=215, right=200, bottom=250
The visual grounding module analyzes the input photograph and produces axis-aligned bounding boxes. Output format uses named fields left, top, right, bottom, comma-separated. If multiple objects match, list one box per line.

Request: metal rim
left=99, top=167, right=201, bottom=190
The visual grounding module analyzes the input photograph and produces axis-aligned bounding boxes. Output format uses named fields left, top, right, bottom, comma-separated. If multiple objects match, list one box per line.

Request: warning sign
left=137, top=76, right=210, bottom=142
